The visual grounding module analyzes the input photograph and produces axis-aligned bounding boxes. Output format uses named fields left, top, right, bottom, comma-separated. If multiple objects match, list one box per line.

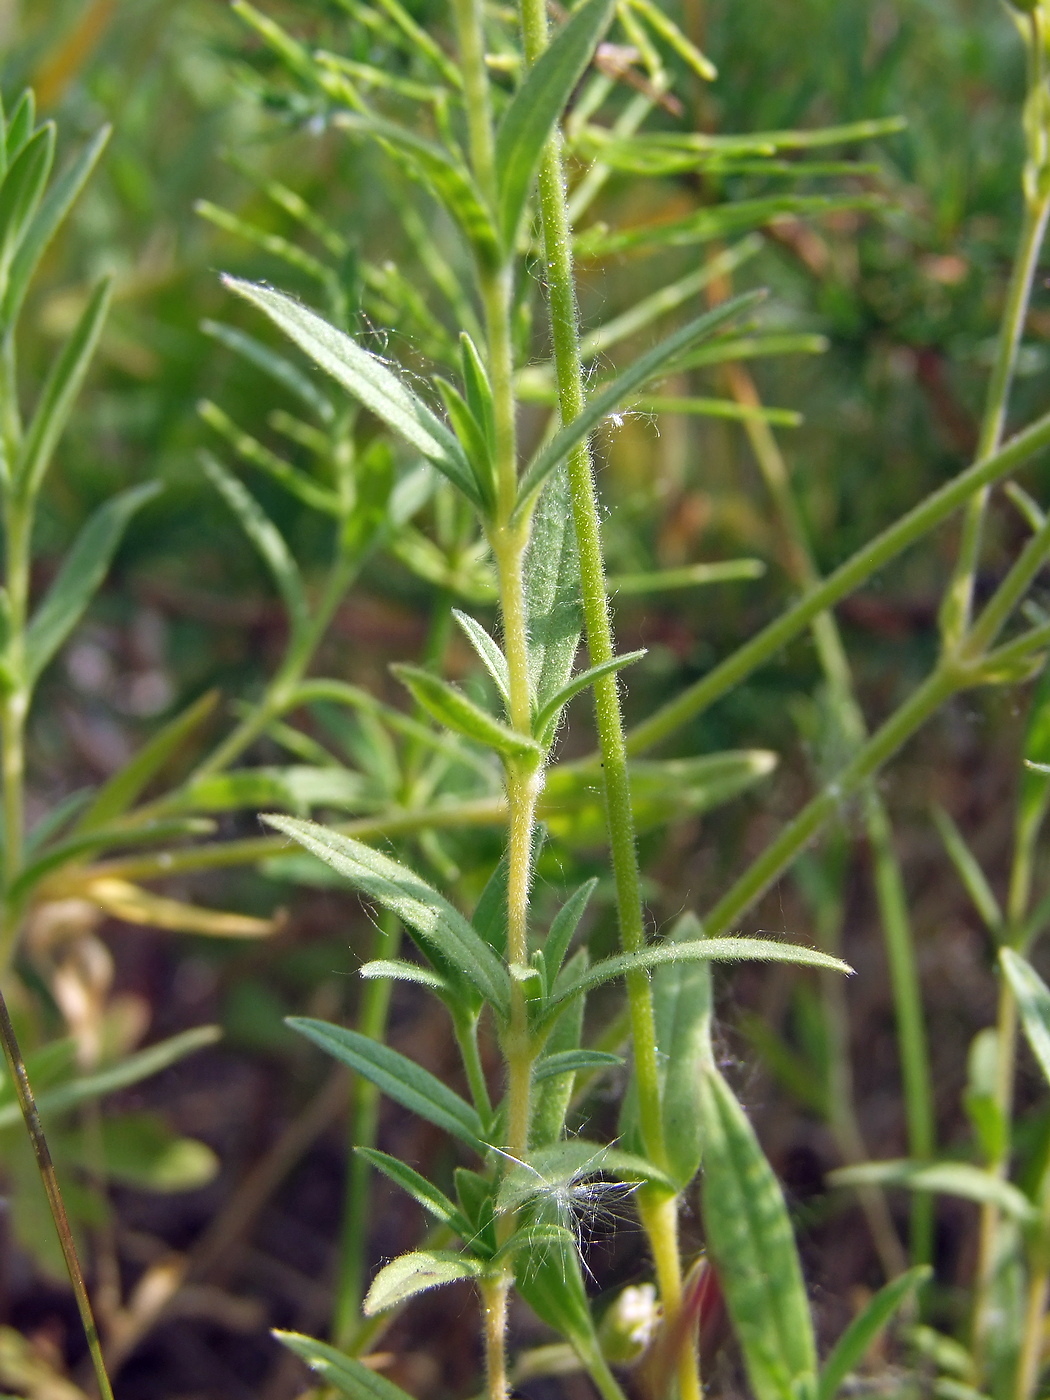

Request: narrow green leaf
left=276, top=1331, right=415, bottom=1400
left=359, top=959, right=449, bottom=992
left=699, top=1064, right=818, bottom=1400
left=224, top=279, right=483, bottom=506
left=543, top=879, right=598, bottom=980
left=81, top=1112, right=219, bottom=1192
left=181, top=765, right=367, bottom=815
left=516, top=292, right=763, bottom=510
left=452, top=610, right=510, bottom=704
left=459, top=333, right=495, bottom=450
left=534, top=649, right=646, bottom=740
left=495, top=0, right=616, bottom=244
left=198, top=400, right=340, bottom=516
left=200, top=452, right=308, bottom=635
left=265, top=816, right=510, bottom=1014
left=364, top=1250, right=482, bottom=1316
left=17, top=276, right=112, bottom=500
left=24, top=482, right=160, bottom=687
left=392, top=663, right=542, bottom=760
left=434, top=379, right=494, bottom=508
left=534, top=1049, right=622, bottom=1082
left=658, top=918, right=713, bottom=1190
left=355, top=1148, right=474, bottom=1237
left=829, top=1160, right=1036, bottom=1223
left=0, top=1026, right=221, bottom=1129
left=5, top=92, right=35, bottom=161
left=525, top=466, right=582, bottom=711
left=531, top=950, right=587, bottom=1147
left=932, top=807, right=1002, bottom=936
left=0, top=123, right=54, bottom=289
left=547, top=936, right=851, bottom=1016
left=288, top=1017, right=486, bottom=1152
left=75, top=690, right=219, bottom=832
left=818, top=1266, right=931, bottom=1400
left=626, top=0, right=716, bottom=78
left=1001, top=948, right=1050, bottom=1088
left=2, top=125, right=110, bottom=330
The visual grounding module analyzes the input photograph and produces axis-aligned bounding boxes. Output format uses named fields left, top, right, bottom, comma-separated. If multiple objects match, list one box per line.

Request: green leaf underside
left=818, top=1266, right=931, bottom=1400
left=363, top=1249, right=482, bottom=1315
left=829, top=1160, right=1036, bottom=1223
left=355, top=1148, right=474, bottom=1237
left=657, top=923, right=713, bottom=1189
left=287, top=1017, right=487, bottom=1152
left=25, top=483, right=161, bottom=686
left=225, top=279, right=482, bottom=506
left=525, top=467, right=582, bottom=712
left=275, top=1332, right=415, bottom=1400
left=264, top=816, right=510, bottom=1013
left=549, top=936, right=851, bottom=1011
left=494, top=0, right=616, bottom=244
left=452, top=609, right=510, bottom=703
left=517, top=291, right=764, bottom=508
left=700, top=1065, right=818, bottom=1400
left=392, top=663, right=540, bottom=759
left=359, top=958, right=449, bottom=991
left=1000, top=948, right=1050, bottom=1088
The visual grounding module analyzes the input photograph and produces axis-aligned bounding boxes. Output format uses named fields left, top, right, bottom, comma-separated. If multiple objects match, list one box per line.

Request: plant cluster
left=6, top=1, right=1050, bottom=1399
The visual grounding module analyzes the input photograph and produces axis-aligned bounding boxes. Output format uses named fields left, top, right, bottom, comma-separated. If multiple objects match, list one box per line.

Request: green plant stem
left=515, top=3, right=693, bottom=1395
left=624, top=405, right=1050, bottom=757
left=725, top=359, right=929, bottom=1266
left=333, top=910, right=401, bottom=1348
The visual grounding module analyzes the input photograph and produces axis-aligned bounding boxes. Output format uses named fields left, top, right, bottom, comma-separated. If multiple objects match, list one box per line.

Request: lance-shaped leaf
left=0, top=123, right=54, bottom=290
left=225, top=279, right=483, bottom=507
left=657, top=918, right=713, bottom=1190
left=276, top=1331, right=415, bottom=1400
left=355, top=1148, right=475, bottom=1238
left=830, top=1160, right=1036, bottom=1224
left=359, top=959, right=449, bottom=993
left=545, top=936, right=850, bottom=1022
left=17, top=276, right=112, bottom=501
left=516, top=291, right=764, bottom=510
left=75, top=690, right=219, bottom=832
left=1000, top=948, right=1050, bottom=1088
left=288, top=1017, right=486, bottom=1152
left=264, top=816, right=510, bottom=1014
left=200, top=452, right=308, bottom=636
left=392, top=663, right=542, bottom=761
left=364, top=1250, right=482, bottom=1316
left=452, top=610, right=510, bottom=704
left=526, top=466, right=582, bottom=712
left=699, top=1063, right=818, bottom=1400
left=534, top=649, right=646, bottom=743
left=459, top=333, right=495, bottom=450
left=434, top=379, right=494, bottom=509
left=2, top=124, right=110, bottom=330
left=543, top=878, right=597, bottom=980
left=5, top=92, right=35, bottom=161
left=180, top=766, right=368, bottom=816
left=201, top=320, right=334, bottom=422
left=25, top=482, right=160, bottom=687
left=818, top=1266, right=930, bottom=1400
left=494, top=0, right=616, bottom=244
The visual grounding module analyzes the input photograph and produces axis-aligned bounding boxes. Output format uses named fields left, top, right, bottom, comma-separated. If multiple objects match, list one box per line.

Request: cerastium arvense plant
left=15, top=0, right=1050, bottom=1397
left=146, top=0, right=1050, bottom=1397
